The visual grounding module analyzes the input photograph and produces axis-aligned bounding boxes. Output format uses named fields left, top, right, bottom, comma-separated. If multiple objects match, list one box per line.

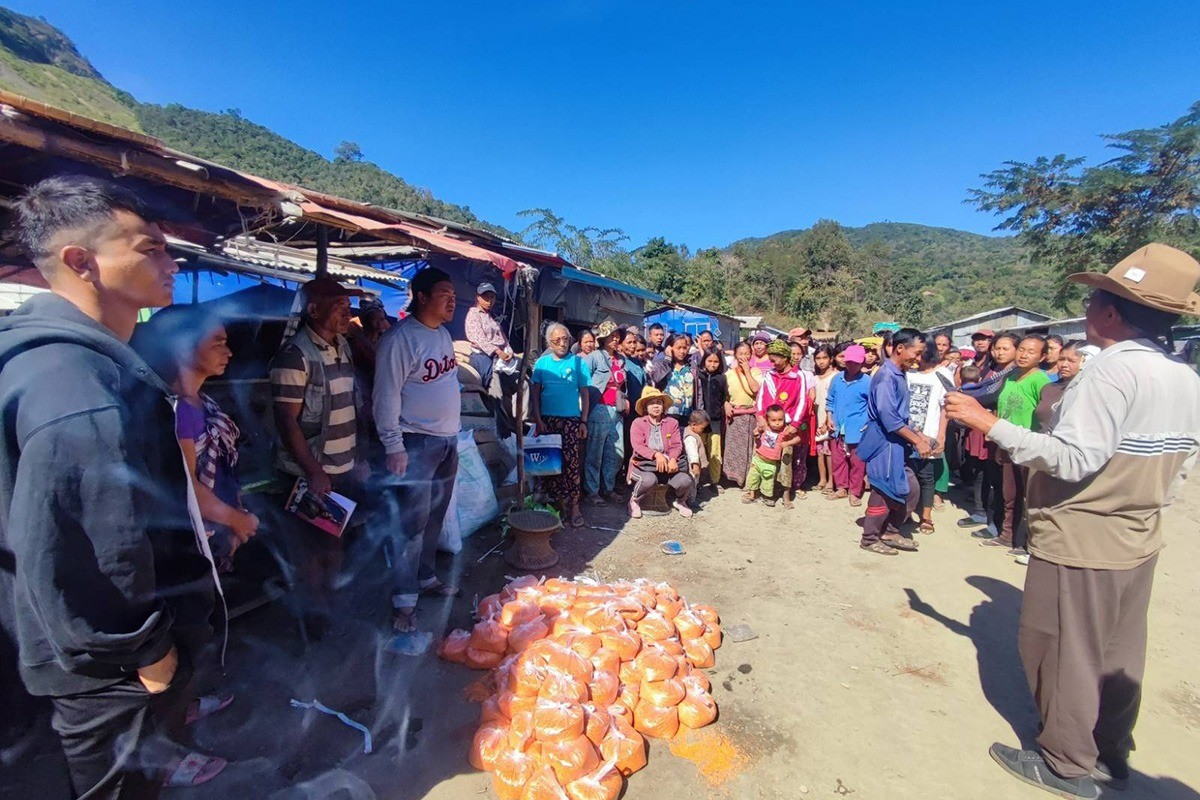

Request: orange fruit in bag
left=492, top=748, right=537, bottom=800
left=692, top=604, right=719, bottom=626
left=681, top=670, right=711, bottom=694
left=480, top=695, right=507, bottom=725
left=633, top=699, right=679, bottom=740
left=566, top=633, right=603, bottom=659
left=470, top=724, right=509, bottom=771
left=542, top=734, right=600, bottom=785
left=616, top=681, right=640, bottom=711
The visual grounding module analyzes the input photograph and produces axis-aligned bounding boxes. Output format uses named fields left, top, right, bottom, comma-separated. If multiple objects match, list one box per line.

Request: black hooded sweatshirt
left=0, top=293, right=214, bottom=697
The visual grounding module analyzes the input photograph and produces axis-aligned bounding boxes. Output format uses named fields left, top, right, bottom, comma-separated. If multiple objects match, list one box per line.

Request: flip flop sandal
left=882, top=536, right=919, bottom=552
left=163, top=752, right=227, bottom=788
left=860, top=541, right=898, bottom=556
left=782, top=499, right=795, bottom=509
left=392, top=608, right=417, bottom=633
left=741, top=494, right=756, bottom=504
left=918, top=522, right=935, bottom=534
left=569, top=514, right=586, bottom=528
left=848, top=496, right=862, bottom=507
left=420, top=581, right=461, bottom=598
left=185, top=694, right=234, bottom=726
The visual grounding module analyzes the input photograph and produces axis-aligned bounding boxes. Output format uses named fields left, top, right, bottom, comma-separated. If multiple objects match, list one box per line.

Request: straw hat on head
left=635, top=385, right=675, bottom=416
left=1069, top=243, right=1200, bottom=315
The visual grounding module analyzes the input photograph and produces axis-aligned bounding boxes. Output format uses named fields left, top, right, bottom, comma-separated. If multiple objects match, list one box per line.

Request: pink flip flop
left=185, top=693, right=234, bottom=726
left=163, top=751, right=227, bottom=787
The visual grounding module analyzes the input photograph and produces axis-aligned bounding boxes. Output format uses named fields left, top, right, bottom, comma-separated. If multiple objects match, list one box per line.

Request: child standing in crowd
left=742, top=405, right=800, bottom=507
left=683, top=409, right=711, bottom=507
left=694, top=350, right=728, bottom=492
left=825, top=344, right=871, bottom=505
left=812, top=344, right=837, bottom=493
left=906, top=340, right=949, bottom=533
left=954, top=362, right=991, bottom=526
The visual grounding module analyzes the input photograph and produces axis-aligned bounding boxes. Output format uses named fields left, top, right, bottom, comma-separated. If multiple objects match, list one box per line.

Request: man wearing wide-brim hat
left=946, top=243, right=1200, bottom=798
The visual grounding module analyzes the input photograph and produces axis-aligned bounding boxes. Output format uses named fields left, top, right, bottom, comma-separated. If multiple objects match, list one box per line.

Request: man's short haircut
left=689, top=409, right=710, bottom=426
left=648, top=322, right=664, bottom=332
left=407, top=266, right=453, bottom=314
left=892, top=327, right=926, bottom=348
left=765, top=404, right=785, bottom=416
left=959, top=363, right=981, bottom=383
left=993, top=332, right=1021, bottom=349
left=698, top=329, right=712, bottom=338
left=1046, top=334, right=1064, bottom=346
left=1020, top=334, right=1048, bottom=354
left=12, top=175, right=154, bottom=277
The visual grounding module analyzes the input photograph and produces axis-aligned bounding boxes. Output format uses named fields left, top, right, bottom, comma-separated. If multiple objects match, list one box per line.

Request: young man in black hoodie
left=0, top=176, right=218, bottom=799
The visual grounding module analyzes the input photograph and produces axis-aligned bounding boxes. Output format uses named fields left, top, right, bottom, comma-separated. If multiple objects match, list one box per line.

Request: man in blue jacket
left=855, top=328, right=935, bottom=556
left=0, top=177, right=217, bottom=798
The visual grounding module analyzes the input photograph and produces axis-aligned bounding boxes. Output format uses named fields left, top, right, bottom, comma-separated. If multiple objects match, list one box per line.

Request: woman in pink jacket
left=627, top=386, right=695, bottom=519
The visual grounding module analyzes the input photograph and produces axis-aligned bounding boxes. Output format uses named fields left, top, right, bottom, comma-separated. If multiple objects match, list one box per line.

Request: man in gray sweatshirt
left=374, top=267, right=462, bottom=632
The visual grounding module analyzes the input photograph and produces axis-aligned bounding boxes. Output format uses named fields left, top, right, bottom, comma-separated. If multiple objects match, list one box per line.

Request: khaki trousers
left=1019, top=554, right=1156, bottom=778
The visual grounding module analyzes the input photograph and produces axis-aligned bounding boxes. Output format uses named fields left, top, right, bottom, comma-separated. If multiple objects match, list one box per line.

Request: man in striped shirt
left=270, top=275, right=364, bottom=637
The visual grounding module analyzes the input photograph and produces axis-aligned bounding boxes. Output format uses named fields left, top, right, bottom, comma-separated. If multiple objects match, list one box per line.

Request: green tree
left=516, top=208, right=630, bottom=271
left=333, top=140, right=364, bottom=163
left=969, top=102, right=1200, bottom=308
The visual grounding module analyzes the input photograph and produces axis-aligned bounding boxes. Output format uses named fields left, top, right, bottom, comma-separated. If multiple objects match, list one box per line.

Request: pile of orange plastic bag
left=437, top=576, right=722, bottom=800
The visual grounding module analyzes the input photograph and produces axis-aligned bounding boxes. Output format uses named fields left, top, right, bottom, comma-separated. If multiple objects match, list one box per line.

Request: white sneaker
left=672, top=501, right=693, bottom=518
left=969, top=512, right=988, bottom=524
left=1014, top=553, right=1030, bottom=566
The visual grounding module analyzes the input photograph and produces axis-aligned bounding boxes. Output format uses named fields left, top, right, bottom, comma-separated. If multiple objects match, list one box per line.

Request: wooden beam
left=315, top=226, right=329, bottom=277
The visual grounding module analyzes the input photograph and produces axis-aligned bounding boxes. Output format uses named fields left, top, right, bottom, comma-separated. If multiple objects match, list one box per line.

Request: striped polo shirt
left=270, top=326, right=357, bottom=475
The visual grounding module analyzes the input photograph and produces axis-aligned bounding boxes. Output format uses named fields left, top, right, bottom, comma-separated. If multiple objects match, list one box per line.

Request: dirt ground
left=5, top=475, right=1199, bottom=800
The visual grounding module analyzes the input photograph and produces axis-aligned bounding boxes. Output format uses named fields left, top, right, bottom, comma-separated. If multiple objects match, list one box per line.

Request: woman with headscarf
left=747, top=331, right=773, bottom=373
left=755, top=339, right=815, bottom=508
left=723, top=340, right=762, bottom=486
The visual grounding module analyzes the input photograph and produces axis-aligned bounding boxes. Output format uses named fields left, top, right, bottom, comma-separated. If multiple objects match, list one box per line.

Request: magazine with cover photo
left=285, top=478, right=357, bottom=538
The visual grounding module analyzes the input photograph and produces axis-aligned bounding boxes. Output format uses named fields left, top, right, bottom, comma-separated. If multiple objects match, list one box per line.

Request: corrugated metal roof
left=929, top=306, right=1052, bottom=329
left=169, top=237, right=405, bottom=286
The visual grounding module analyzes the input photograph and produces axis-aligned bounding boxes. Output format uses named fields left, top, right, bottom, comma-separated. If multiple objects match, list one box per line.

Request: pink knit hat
left=843, top=344, right=867, bottom=364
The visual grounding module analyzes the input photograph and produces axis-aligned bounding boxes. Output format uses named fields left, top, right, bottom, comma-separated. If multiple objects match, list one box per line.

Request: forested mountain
left=2, top=5, right=1062, bottom=334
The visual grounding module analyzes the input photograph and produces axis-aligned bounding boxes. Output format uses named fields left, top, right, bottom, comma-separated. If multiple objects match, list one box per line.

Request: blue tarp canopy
left=561, top=267, right=663, bottom=303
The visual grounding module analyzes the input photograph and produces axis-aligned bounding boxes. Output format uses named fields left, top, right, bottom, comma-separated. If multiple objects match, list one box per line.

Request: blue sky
left=11, top=0, right=1200, bottom=250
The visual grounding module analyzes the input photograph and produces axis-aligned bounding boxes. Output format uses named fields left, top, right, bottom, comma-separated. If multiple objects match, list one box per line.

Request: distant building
left=928, top=306, right=1053, bottom=348
left=1005, top=316, right=1088, bottom=343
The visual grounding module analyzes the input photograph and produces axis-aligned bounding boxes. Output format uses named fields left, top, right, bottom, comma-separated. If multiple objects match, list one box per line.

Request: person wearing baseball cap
left=946, top=243, right=1200, bottom=797
left=269, top=274, right=365, bottom=638
left=788, top=327, right=815, bottom=373
left=464, top=278, right=514, bottom=394
left=970, top=328, right=995, bottom=371
left=825, top=344, right=871, bottom=504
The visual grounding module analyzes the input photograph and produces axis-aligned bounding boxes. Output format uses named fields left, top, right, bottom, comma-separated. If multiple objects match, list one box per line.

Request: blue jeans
left=584, top=404, right=624, bottom=496
left=379, top=433, right=458, bottom=609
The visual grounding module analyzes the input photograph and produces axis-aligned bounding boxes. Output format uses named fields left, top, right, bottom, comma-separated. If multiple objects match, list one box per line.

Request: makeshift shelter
left=644, top=302, right=739, bottom=347
left=533, top=266, right=663, bottom=332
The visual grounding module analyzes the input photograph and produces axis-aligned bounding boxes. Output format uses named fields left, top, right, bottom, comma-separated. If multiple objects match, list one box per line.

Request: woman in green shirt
left=983, top=335, right=1050, bottom=554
